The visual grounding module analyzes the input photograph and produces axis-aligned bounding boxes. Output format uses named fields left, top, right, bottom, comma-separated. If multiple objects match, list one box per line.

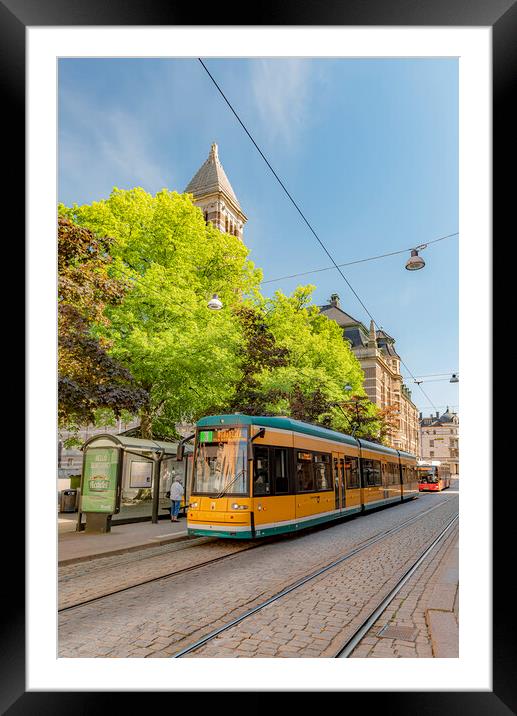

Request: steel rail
left=334, top=513, right=459, bottom=658
left=171, top=496, right=457, bottom=658
left=58, top=541, right=263, bottom=613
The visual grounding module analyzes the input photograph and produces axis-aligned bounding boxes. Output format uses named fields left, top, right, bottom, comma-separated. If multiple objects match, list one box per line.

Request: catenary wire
left=198, top=58, right=443, bottom=412
left=262, top=232, right=458, bottom=284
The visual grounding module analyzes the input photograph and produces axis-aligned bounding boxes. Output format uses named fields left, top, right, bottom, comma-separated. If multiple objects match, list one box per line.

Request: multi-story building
left=319, top=293, right=420, bottom=455
left=419, top=408, right=459, bottom=475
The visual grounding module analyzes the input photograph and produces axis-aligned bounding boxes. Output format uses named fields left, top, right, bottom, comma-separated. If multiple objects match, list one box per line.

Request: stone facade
left=319, top=294, right=420, bottom=455
left=419, top=409, right=459, bottom=475
left=184, top=143, right=247, bottom=240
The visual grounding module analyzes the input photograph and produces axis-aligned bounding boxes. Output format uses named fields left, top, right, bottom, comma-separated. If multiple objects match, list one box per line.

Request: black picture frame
left=11, top=0, right=505, bottom=712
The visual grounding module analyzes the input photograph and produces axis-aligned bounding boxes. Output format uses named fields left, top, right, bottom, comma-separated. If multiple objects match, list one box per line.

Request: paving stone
left=59, top=491, right=458, bottom=659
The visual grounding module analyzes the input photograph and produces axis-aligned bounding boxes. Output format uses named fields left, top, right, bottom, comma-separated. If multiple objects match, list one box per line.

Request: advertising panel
left=129, top=460, right=153, bottom=488
left=81, top=447, right=120, bottom=513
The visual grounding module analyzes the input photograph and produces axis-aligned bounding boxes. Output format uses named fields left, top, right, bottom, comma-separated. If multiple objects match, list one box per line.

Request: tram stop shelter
left=76, top=433, right=193, bottom=533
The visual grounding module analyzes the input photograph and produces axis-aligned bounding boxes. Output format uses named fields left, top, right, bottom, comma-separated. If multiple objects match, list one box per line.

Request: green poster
left=81, top=448, right=119, bottom=513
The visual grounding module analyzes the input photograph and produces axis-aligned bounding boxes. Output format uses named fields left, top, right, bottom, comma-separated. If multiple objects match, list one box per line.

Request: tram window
left=362, top=459, right=374, bottom=486
left=273, top=448, right=289, bottom=494
left=314, top=453, right=332, bottom=491
left=362, top=459, right=381, bottom=486
left=345, top=456, right=360, bottom=489
left=386, top=463, right=393, bottom=484
left=254, top=446, right=270, bottom=496
left=296, top=451, right=314, bottom=492
left=381, top=462, right=387, bottom=484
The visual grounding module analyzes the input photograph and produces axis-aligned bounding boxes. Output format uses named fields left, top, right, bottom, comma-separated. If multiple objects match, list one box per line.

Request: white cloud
left=250, top=59, right=313, bottom=147
left=59, top=90, right=171, bottom=203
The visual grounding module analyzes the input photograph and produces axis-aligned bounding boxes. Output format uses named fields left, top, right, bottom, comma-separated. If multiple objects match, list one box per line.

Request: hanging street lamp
left=207, top=294, right=223, bottom=310
left=405, top=247, right=426, bottom=271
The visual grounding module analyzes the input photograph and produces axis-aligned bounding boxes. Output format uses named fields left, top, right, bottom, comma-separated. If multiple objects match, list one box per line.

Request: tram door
left=332, top=453, right=345, bottom=510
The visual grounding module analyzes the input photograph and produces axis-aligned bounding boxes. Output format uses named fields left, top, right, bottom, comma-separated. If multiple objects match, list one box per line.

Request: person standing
left=169, top=476, right=184, bottom=522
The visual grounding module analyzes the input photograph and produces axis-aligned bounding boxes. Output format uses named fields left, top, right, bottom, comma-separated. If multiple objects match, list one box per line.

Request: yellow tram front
left=187, top=422, right=254, bottom=538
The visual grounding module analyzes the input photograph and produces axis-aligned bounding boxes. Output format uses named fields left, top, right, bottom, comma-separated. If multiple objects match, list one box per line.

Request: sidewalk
left=58, top=514, right=191, bottom=566
left=350, top=520, right=459, bottom=658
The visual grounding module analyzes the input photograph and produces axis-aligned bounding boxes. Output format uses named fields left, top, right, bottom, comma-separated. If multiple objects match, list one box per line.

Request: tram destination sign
left=199, top=427, right=243, bottom=443
left=81, top=447, right=119, bottom=513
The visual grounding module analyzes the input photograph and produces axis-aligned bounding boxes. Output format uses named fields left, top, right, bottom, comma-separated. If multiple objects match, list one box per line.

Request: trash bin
left=60, top=489, right=78, bottom=513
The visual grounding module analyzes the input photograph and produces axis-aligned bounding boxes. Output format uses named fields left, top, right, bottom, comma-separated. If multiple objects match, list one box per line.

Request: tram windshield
left=192, top=426, right=248, bottom=495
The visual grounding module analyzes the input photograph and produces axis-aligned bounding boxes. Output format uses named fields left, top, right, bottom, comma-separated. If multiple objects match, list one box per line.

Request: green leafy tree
left=60, top=188, right=261, bottom=438
left=228, top=286, right=369, bottom=427
left=58, top=216, right=148, bottom=427
left=228, top=304, right=290, bottom=415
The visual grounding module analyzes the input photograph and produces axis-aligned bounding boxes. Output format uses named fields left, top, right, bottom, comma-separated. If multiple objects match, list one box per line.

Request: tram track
left=58, top=540, right=263, bottom=612
left=333, top=514, right=458, bottom=657
left=171, top=497, right=458, bottom=658
left=59, top=495, right=453, bottom=614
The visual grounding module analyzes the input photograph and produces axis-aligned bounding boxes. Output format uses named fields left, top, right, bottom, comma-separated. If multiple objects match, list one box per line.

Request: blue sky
left=58, top=57, right=459, bottom=417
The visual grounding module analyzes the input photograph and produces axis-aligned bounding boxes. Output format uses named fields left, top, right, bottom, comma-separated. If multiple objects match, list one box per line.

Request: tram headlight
left=231, top=503, right=249, bottom=510
left=189, top=502, right=199, bottom=508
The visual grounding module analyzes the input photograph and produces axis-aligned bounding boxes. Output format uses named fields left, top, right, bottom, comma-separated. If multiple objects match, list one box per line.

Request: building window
left=430, top=440, right=434, bottom=447
left=430, top=451, right=434, bottom=458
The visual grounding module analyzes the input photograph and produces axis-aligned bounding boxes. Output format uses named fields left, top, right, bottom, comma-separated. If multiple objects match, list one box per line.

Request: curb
left=58, top=531, right=199, bottom=567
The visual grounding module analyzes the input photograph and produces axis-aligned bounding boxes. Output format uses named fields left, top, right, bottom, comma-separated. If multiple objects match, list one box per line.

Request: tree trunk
left=140, top=405, right=153, bottom=439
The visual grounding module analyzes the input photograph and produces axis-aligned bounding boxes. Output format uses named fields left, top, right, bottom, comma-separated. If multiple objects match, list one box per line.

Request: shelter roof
left=82, top=433, right=192, bottom=455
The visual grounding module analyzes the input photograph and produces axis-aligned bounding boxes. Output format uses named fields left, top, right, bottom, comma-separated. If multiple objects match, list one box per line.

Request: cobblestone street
left=59, top=484, right=458, bottom=658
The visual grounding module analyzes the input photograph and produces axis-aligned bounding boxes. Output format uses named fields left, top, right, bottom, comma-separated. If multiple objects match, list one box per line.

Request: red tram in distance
left=417, top=461, right=451, bottom=492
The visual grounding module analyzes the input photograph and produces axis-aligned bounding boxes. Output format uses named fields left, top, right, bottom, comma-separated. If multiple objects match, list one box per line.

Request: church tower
left=184, top=143, right=247, bottom=241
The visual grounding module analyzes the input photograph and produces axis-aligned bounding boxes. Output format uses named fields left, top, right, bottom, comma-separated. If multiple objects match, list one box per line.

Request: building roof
left=319, top=303, right=365, bottom=330
left=184, top=143, right=242, bottom=209
left=438, top=407, right=456, bottom=423
left=376, top=335, right=400, bottom=357
left=343, top=326, right=368, bottom=348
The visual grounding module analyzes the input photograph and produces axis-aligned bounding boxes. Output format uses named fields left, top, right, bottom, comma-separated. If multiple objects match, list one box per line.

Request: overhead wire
left=198, top=58, right=447, bottom=413
left=262, top=232, right=458, bottom=284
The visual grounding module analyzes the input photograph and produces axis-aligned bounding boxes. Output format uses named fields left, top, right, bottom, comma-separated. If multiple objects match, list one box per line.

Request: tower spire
left=368, top=320, right=378, bottom=349
left=184, top=143, right=247, bottom=240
